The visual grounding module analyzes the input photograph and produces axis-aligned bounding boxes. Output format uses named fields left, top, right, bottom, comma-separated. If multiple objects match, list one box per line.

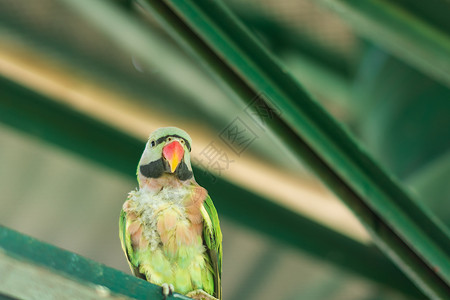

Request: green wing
left=119, top=209, right=146, bottom=280
left=201, top=194, right=223, bottom=299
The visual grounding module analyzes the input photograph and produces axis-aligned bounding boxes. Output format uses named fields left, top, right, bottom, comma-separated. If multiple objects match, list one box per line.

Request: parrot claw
left=185, top=289, right=218, bottom=300
left=162, top=283, right=174, bottom=300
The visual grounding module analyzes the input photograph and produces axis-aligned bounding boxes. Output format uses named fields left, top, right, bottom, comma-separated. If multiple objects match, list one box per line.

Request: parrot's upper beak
left=162, top=140, right=185, bottom=173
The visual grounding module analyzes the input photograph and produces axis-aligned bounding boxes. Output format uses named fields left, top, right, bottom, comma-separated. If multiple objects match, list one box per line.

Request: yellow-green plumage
left=119, top=127, right=222, bottom=299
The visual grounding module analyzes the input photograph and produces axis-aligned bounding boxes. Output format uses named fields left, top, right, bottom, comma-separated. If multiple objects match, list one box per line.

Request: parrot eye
left=167, top=137, right=172, bottom=142
left=150, top=140, right=156, bottom=147
left=180, top=140, right=185, bottom=145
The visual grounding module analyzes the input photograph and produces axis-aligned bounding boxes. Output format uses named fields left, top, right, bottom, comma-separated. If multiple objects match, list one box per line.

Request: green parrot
left=119, top=127, right=222, bottom=300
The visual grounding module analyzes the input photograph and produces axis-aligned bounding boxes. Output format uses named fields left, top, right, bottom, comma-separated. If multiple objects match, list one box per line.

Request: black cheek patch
left=176, top=161, right=193, bottom=181
left=140, top=158, right=193, bottom=181
left=139, top=158, right=165, bottom=178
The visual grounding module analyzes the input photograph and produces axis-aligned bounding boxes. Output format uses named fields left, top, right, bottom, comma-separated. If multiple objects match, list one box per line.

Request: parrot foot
left=162, top=283, right=175, bottom=300
left=185, top=289, right=218, bottom=300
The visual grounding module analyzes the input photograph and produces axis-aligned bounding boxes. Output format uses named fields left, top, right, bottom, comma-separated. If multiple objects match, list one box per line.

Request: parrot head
left=138, top=127, right=194, bottom=185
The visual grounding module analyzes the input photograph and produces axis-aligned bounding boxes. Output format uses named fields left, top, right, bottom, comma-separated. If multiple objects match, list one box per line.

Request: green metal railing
left=0, top=225, right=190, bottom=300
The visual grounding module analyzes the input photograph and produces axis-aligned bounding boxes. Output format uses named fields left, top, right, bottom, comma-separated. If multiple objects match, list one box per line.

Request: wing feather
left=201, top=194, right=223, bottom=299
left=119, top=208, right=146, bottom=279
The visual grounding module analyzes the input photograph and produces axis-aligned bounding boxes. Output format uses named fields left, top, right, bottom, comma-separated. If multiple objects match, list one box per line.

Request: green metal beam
left=389, top=0, right=450, bottom=32
left=134, top=0, right=450, bottom=298
left=0, top=225, right=190, bottom=300
left=316, top=0, right=450, bottom=86
left=54, top=0, right=235, bottom=123
left=227, top=5, right=354, bottom=112
left=0, top=3, right=234, bottom=131
left=227, top=5, right=354, bottom=78
left=0, top=74, right=422, bottom=297
left=0, top=79, right=140, bottom=178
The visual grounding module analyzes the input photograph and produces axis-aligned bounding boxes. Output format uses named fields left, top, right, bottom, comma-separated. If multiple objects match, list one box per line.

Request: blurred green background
left=0, top=0, right=449, bottom=299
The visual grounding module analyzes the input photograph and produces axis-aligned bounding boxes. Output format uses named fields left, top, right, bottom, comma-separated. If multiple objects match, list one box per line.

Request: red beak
left=162, top=141, right=185, bottom=173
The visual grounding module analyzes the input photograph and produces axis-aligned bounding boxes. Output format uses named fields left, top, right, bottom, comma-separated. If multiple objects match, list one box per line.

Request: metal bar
left=135, top=0, right=450, bottom=298
left=227, top=4, right=353, bottom=77
left=0, top=75, right=422, bottom=297
left=227, top=5, right=354, bottom=111
left=0, top=225, right=190, bottom=300
left=316, top=0, right=450, bottom=86
left=0, top=77, right=140, bottom=177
